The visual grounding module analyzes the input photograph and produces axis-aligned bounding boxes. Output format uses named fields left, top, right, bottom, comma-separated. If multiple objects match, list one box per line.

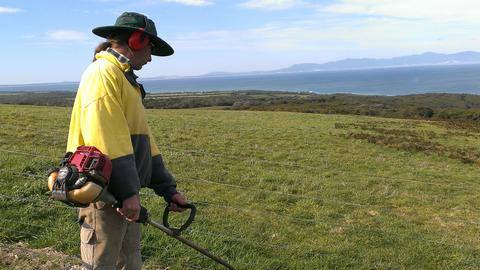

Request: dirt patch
left=0, top=242, right=82, bottom=270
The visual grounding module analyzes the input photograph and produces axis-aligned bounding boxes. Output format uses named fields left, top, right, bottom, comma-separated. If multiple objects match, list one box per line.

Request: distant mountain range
left=145, top=51, right=480, bottom=80
left=273, top=51, right=480, bottom=73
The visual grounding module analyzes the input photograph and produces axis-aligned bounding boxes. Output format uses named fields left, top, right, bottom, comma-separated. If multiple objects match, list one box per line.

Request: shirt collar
left=94, top=48, right=130, bottom=72
left=106, top=47, right=130, bottom=64
left=94, top=48, right=146, bottom=100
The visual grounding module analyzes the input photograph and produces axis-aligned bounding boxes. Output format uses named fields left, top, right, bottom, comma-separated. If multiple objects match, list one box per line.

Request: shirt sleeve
left=77, top=67, right=140, bottom=200
left=147, top=127, right=178, bottom=202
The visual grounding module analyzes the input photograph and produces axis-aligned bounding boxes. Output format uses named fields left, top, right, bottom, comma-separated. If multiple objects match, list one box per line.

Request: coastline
left=1, top=90, right=480, bottom=123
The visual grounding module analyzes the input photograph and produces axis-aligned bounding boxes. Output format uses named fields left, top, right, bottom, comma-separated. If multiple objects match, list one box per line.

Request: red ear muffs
left=128, top=29, right=150, bottom=51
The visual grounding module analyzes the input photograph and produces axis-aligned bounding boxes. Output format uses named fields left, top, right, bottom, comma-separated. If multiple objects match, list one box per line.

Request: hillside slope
left=0, top=105, right=479, bottom=269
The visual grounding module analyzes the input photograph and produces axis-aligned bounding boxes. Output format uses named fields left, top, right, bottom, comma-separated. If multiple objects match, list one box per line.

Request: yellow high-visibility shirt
left=67, top=49, right=177, bottom=200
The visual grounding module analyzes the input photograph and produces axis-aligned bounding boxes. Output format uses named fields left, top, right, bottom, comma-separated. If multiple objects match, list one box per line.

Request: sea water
left=2, top=64, right=480, bottom=95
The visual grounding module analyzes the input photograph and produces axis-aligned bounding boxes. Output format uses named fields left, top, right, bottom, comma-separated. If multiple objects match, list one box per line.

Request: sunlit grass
left=0, top=104, right=479, bottom=269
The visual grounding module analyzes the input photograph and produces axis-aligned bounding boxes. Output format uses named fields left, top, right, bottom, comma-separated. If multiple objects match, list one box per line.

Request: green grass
left=1, top=104, right=480, bottom=269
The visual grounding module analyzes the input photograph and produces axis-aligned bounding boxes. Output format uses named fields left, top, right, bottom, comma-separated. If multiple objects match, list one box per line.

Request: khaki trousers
left=79, top=203, right=142, bottom=270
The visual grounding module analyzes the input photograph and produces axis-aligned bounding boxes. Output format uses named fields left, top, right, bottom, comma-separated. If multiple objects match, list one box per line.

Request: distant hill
left=276, top=51, right=480, bottom=72
left=194, top=51, right=480, bottom=78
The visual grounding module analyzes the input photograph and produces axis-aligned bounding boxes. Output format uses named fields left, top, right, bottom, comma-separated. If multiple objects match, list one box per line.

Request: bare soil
left=0, top=242, right=82, bottom=270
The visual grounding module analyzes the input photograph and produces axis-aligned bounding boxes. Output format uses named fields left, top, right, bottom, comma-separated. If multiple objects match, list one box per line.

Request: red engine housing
left=67, top=146, right=112, bottom=182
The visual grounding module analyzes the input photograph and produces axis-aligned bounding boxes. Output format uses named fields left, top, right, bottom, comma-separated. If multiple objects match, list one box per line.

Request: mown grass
left=0, top=104, right=480, bottom=269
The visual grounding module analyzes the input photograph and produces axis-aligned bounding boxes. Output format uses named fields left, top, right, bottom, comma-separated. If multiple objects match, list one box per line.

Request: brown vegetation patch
left=336, top=122, right=480, bottom=164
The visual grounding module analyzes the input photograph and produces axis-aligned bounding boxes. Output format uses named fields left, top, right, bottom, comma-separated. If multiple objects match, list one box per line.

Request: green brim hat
left=92, top=12, right=174, bottom=57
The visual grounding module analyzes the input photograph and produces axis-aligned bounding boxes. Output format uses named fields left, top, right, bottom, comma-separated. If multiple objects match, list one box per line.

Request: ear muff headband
left=128, top=28, right=150, bottom=51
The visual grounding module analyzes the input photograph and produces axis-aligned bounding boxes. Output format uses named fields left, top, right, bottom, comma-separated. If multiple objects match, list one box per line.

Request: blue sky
left=2, top=0, right=480, bottom=84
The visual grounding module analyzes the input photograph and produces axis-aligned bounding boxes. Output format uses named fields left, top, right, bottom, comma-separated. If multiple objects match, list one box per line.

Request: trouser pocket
left=80, top=225, right=96, bottom=269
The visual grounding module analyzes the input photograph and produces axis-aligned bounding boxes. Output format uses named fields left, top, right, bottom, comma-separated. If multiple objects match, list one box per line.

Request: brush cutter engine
left=48, top=146, right=112, bottom=207
left=47, top=148, right=235, bottom=269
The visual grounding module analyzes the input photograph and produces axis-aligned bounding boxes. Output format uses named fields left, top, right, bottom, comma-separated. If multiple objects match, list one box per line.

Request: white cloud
left=240, top=0, right=305, bottom=10
left=171, top=12, right=480, bottom=59
left=172, top=24, right=333, bottom=53
left=162, top=0, right=213, bottom=6
left=164, top=0, right=480, bottom=70
left=46, top=30, right=87, bottom=41
left=0, top=6, right=23, bottom=13
left=323, top=0, right=480, bottom=23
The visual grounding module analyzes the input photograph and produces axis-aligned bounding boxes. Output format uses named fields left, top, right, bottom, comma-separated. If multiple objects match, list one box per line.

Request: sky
left=1, top=0, right=480, bottom=84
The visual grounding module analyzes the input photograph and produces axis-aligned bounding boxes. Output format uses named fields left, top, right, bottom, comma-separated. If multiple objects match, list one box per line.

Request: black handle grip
left=136, top=206, right=149, bottom=224
left=162, top=203, right=196, bottom=235
left=111, top=199, right=149, bottom=224
left=110, top=196, right=195, bottom=228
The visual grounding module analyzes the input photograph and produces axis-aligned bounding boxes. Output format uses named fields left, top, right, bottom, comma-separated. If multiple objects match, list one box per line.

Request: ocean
left=2, top=64, right=480, bottom=95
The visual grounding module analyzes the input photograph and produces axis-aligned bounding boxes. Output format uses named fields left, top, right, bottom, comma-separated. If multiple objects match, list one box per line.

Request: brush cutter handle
left=109, top=197, right=234, bottom=269
left=108, top=195, right=150, bottom=224
left=163, top=203, right=196, bottom=235
left=105, top=191, right=194, bottom=228
left=137, top=205, right=150, bottom=223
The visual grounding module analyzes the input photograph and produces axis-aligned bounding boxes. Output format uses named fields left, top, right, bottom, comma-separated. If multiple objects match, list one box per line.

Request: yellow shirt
left=67, top=49, right=176, bottom=200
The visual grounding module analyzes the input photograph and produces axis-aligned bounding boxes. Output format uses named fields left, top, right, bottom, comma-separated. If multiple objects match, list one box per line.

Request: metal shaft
left=147, top=219, right=236, bottom=270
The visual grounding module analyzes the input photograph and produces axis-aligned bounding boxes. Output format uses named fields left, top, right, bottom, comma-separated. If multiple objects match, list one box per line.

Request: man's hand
left=117, top=193, right=141, bottom=221
left=169, top=192, right=187, bottom=212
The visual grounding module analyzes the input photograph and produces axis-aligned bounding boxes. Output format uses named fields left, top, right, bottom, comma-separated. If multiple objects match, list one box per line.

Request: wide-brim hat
left=92, top=12, right=174, bottom=57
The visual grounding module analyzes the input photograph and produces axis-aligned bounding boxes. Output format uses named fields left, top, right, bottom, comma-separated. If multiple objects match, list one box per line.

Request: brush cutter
left=48, top=146, right=236, bottom=269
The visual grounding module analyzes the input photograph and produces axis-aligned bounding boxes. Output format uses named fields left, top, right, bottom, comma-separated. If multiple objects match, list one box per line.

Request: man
left=66, top=12, right=187, bottom=269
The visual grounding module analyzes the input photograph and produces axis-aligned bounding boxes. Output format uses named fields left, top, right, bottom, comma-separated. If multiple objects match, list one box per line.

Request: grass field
left=1, top=104, right=480, bottom=269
